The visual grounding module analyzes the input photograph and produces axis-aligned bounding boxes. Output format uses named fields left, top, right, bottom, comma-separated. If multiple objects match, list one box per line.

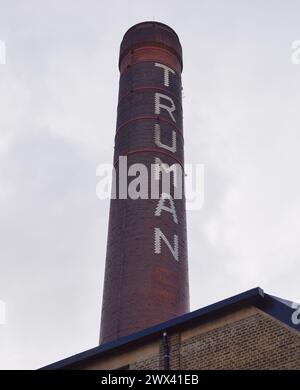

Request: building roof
left=40, top=287, right=299, bottom=370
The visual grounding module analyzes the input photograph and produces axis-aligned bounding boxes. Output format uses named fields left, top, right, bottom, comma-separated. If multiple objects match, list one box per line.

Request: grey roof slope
left=40, top=287, right=300, bottom=370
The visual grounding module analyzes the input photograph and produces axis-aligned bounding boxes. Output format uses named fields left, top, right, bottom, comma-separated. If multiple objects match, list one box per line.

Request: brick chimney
left=100, top=22, right=189, bottom=344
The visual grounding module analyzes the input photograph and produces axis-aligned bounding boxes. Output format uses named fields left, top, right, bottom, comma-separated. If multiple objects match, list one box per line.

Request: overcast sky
left=0, top=0, right=300, bottom=369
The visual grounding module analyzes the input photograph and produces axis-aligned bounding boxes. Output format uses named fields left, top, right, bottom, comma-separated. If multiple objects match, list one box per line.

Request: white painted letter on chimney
left=155, top=193, right=178, bottom=224
left=154, top=124, right=176, bottom=153
left=154, top=227, right=179, bottom=261
left=155, top=93, right=176, bottom=122
left=155, top=62, right=175, bottom=87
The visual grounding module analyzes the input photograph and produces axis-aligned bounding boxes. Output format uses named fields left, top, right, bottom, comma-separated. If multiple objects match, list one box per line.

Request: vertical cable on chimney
left=162, top=332, right=170, bottom=370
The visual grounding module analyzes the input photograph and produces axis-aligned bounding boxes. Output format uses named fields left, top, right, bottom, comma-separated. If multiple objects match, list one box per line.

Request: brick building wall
left=180, top=310, right=300, bottom=370
left=69, top=305, right=300, bottom=370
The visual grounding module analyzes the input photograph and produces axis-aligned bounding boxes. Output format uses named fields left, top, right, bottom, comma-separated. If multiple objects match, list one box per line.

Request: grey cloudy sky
left=0, top=0, right=300, bottom=369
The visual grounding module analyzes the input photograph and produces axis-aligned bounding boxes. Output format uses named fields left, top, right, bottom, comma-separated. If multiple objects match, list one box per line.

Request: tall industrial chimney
left=100, top=22, right=189, bottom=344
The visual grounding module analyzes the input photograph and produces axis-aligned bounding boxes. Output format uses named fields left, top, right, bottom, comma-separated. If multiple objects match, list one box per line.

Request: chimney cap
left=119, top=21, right=183, bottom=71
